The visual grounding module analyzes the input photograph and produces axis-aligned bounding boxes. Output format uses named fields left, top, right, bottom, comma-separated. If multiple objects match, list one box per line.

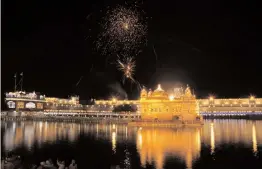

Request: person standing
left=68, top=159, right=77, bottom=169
left=57, top=159, right=65, bottom=169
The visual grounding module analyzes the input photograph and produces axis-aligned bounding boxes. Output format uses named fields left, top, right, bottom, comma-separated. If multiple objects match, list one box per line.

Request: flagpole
left=20, top=72, right=23, bottom=91
left=14, top=73, right=17, bottom=92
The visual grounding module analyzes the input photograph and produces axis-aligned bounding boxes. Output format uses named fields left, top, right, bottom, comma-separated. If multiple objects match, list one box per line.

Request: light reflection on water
left=202, top=120, right=261, bottom=155
left=1, top=120, right=262, bottom=169
left=137, top=127, right=201, bottom=169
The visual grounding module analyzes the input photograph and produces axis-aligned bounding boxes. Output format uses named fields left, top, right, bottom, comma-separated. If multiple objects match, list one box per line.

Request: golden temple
left=139, top=84, right=202, bottom=123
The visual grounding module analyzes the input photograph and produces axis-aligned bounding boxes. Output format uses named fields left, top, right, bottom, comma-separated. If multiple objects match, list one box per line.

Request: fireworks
left=97, top=5, right=147, bottom=56
left=117, top=56, right=136, bottom=84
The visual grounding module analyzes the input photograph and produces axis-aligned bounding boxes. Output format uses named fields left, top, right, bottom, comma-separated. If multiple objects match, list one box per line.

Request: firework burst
left=117, top=56, right=136, bottom=84
left=97, top=5, right=147, bottom=56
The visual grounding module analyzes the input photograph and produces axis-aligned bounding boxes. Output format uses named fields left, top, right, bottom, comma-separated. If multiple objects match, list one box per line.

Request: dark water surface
left=1, top=119, right=262, bottom=169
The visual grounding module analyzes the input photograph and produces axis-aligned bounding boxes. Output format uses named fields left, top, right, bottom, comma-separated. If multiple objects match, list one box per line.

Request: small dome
left=140, top=87, right=147, bottom=98
left=148, top=89, right=152, bottom=96
left=184, top=84, right=194, bottom=98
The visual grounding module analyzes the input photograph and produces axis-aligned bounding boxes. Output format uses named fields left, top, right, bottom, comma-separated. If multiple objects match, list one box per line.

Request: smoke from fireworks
left=97, top=5, right=147, bottom=56
left=117, top=56, right=136, bottom=84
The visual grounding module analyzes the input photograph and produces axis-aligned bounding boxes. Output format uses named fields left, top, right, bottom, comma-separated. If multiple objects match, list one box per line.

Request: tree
left=112, top=104, right=137, bottom=113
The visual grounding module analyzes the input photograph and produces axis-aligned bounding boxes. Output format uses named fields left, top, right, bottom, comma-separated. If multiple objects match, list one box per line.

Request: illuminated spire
left=156, top=84, right=163, bottom=91
left=185, top=84, right=192, bottom=97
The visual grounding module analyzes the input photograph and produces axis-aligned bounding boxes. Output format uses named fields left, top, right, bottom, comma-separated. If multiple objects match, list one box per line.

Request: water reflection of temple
left=2, top=120, right=262, bottom=168
left=136, top=127, right=201, bottom=169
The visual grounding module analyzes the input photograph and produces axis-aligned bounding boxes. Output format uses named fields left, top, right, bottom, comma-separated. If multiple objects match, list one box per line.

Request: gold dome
left=150, top=84, right=169, bottom=99
left=148, top=89, right=152, bottom=96
left=184, top=84, right=193, bottom=97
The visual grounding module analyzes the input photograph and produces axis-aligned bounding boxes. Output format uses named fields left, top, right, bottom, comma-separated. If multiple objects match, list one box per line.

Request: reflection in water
left=202, top=120, right=261, bottom=156
left=3, top=122, right=81, bottom=151
left=137, top=127, right=201, bottom=169
left=112, top=131, right=116, bottom=154
left=2, top=122, right=136, bottom=153
left=124, top=148, right=131, bottom=169
left=252, top=123, right=257, bottom=154
left=210, top=122, right=215, bottom=154
left=2, top=120, right=262, bottom=169
left=111, top=124, right=117, bottom=154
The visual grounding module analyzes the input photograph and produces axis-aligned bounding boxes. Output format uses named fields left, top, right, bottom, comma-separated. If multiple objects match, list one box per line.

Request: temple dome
left=150, top=84, right=168, bottom=99
left=184, top=84, right=193, bottom=97
left=140, top=87, right=148, bottom=98
left=148, top=89, right=152, bottom=97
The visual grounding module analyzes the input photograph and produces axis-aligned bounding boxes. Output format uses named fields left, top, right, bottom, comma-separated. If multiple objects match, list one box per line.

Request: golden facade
left=94, top=97, right=262, bottom=115
left=198, top=97, right=262, bottom=113
left=140, top=84, right=201, bottom=121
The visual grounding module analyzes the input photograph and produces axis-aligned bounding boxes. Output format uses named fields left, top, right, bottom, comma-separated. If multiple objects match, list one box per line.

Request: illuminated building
left=5, top=91, right=46, bottom=112
left=198, top=96, right=262, bottom=116
left=4, top=91, right=82, bottom=114
left=3, top=85, right=262, bottom=117
left=45, top=96, right=80, bottom=105
left=139, top=84, right=201, bottom=121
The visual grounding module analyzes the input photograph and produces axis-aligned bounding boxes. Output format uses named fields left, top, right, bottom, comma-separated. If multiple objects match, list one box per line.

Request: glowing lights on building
left=173, top=87, right=184, bottom=98
left=25, top=102, right=36, bottom=109
left=4, top=86, right=262, bottom=115
left=169, top=95, right=175, bottom=101
left=5, top=91, right=45, bottom=100
left=112, top=97, right=117, bottom=103
left=140, top=84, right=201, bottom=121
left=198, top=97, right=262, bottom=115
left=45, top=96, right=79, bottom=105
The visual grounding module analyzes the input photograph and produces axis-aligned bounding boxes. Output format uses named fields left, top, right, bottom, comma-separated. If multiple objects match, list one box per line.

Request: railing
left=200, top=111, right=262, bottom=116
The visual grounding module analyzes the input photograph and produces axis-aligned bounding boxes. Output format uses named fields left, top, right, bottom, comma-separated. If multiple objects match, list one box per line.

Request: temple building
left=140, top=84, right=201, bottom=122
left=4, top=82, right=262, bottom=118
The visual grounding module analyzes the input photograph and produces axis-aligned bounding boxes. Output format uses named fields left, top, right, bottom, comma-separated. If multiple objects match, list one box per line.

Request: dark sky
left=2, top=0, right=262, bottom=101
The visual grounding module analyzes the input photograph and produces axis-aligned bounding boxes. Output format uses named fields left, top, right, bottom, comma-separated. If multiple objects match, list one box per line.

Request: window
left=17, top=102, right=24, bottom=109
left=26, top=102, right=36, bottom=109
left=37, top=103, right=43, bottom=109
left=7, top=101, right=15, bottom=108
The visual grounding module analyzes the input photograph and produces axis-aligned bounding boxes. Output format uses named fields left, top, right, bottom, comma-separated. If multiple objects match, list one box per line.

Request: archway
left=172, top=115, right=180, bottom=121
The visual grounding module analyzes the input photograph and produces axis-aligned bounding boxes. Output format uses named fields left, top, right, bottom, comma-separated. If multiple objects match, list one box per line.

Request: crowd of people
left=1, top=154, right=123, bottom=169
left=1, top=154, right=77, bottom=169
left=1, top=155, right=21, bottom=169
left=33, top=159, right=77, bottom=169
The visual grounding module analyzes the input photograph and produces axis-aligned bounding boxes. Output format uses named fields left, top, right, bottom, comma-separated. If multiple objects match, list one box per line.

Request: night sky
left=2, top=0, right=262, bottom=102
